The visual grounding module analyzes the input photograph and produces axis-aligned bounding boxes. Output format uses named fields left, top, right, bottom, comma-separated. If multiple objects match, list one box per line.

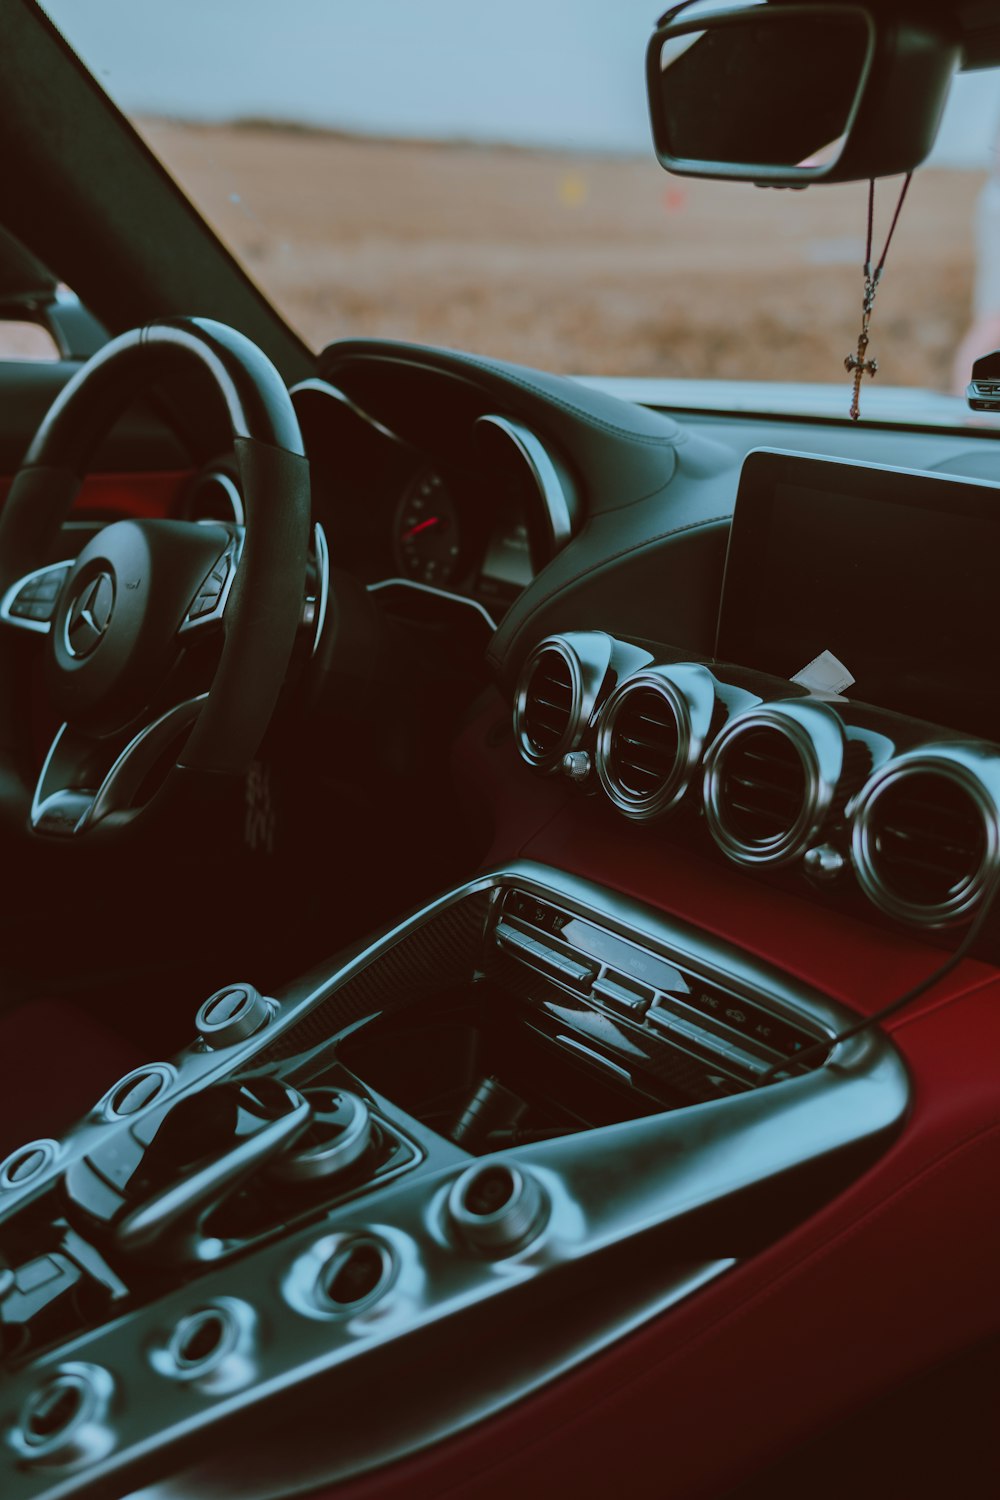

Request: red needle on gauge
left=401, top=516, right=442, bottom=541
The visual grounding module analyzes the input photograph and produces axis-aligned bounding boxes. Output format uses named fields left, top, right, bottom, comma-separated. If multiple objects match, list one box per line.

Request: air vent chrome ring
left=703, top=700, right=845, bottom=867
left=851, top=747, right=1000, bottom=927
left=596, top=663, right=716, bottom=821
left=514, top=631, right=618, bottom=774
left=514, top=637, right=583, bottom=771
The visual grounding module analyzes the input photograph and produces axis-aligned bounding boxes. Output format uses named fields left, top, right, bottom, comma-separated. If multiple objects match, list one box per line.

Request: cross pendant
left=844, top=326, right=878, bottom=421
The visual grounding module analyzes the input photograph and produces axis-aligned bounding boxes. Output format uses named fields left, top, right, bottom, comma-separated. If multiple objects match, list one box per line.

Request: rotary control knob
left=195, top=983, right=271, bottom=1049
left=194, top=978, right=274, bottom=1050
left=446, top=1161, right=547, bottom=1256
left=270, top=1089, right=373, bottom=1184
left=561, top=749, right=592, bottom=785
left=13, top=1363, right=114, bottom=1466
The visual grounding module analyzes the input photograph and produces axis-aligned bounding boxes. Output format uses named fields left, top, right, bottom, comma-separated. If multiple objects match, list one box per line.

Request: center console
left=0, top=863, right=908, bottom=1499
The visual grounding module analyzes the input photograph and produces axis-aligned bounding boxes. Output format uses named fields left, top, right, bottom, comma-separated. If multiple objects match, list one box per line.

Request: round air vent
left=703, top=700, right=845, bottom=867
left=596, top=663, right=716, bottom=821
left=851, top=748, right=1000, bottom=927
left=514, top=636, right=585, bottom=772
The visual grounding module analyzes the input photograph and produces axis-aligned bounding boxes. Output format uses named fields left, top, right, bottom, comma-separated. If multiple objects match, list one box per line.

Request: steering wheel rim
left=0, top=316, right=311, bottom=836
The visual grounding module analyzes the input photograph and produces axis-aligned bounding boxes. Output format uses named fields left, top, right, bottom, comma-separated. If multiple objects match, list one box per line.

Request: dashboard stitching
left=487, top=513, right=731, bottom=668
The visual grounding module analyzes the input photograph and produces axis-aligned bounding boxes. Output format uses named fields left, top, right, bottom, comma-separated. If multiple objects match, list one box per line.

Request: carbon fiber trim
left=256, top=891, right=494, bottom=1062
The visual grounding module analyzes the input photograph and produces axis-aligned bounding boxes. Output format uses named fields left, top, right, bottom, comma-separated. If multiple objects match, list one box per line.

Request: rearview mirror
left=646, top=2, right=959, bottom=186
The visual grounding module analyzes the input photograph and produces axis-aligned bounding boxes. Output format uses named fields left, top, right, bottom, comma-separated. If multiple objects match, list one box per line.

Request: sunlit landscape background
left=38, top=1, right=1000, bottom=391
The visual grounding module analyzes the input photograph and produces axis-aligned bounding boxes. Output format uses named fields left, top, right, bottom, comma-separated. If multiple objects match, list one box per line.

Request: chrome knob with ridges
left=446, top=1161, right=547, bottom=1256
left=195, top=982, right=271, bottom=1048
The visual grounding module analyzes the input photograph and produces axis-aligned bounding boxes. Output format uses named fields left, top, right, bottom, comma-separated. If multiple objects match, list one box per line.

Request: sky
left=41, top=0, right=1000, bottom=168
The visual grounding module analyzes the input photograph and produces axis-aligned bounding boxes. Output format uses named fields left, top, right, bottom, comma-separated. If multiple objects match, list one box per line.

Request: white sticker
left=790, top=650, right=855, bottom=696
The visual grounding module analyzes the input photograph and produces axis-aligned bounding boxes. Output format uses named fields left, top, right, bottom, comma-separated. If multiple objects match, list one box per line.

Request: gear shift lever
left=64, top=1077, right=312, bottom=1260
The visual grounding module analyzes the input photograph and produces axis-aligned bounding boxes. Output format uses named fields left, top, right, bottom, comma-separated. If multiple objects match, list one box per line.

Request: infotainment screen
left=716, top=450, right=1000, bottom=740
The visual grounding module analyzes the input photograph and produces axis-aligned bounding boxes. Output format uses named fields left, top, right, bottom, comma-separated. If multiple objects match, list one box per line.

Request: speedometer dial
left=393, top=471, right=461, bottom=586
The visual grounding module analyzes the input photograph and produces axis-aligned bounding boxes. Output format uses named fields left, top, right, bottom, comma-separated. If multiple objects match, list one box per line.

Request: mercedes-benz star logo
left=65, top=572, right=115, bottom=658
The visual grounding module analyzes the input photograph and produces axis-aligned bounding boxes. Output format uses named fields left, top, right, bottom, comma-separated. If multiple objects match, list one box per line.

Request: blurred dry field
left=139, top=119, right=983, bottom=390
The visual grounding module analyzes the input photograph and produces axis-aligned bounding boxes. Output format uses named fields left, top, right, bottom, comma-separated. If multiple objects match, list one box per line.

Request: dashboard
left=37, top=337, right=1000, bottom=959
left=288, top=376, right=579, bottom=625
left=4, top=336, right=1000, bottom=1500
left=211, top=341, right=1000, bottom=955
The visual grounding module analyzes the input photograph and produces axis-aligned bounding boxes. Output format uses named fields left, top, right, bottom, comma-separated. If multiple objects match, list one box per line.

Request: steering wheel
left=0, top=317, right=311, bottom=840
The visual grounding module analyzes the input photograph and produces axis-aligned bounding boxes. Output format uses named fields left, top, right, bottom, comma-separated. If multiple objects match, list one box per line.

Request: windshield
left=39, top=0, right=1000, bottom=402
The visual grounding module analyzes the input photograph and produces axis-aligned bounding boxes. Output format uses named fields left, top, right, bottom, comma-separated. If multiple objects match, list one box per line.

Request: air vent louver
left=610, top=687, right=679, bottom=796
left=514, top=639, right=583, bottom=772
left=717, top=727, right=806, bottom=845
left=523, top=649, right=574, bottom=758
left=852, top=753, right=1000, bottom=927
left=703, top=701, right=845, bottom=867
left=595, top=664, right=716, bottom=821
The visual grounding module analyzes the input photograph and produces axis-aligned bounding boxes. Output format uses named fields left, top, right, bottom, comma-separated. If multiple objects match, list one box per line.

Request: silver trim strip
left=475, top=413, right=575, bottom=556
left=31, top=695, right=208, bottom=836
left=85, top=695, right=208, bottom=832
left=290, top=377, right=408, bottom=447
left=310, top=521, right=331, bottom=657
left=367, top=577, right=497, bottom=631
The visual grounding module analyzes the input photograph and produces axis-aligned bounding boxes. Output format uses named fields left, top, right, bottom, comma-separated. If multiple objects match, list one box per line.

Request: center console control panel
left=0, top=864, right=908, bottom=1500
left=494, top=889, right=823, bottom=1086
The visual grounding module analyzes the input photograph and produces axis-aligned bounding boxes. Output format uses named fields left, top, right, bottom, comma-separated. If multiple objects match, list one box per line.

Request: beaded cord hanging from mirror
left=844, top=174, right=913, bottom=420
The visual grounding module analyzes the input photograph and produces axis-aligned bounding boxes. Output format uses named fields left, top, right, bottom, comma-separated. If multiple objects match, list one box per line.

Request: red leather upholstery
left=324, top=696, right=1000, bottom=1500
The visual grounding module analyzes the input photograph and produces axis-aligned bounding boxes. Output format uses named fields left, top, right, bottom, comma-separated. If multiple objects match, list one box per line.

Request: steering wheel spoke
left=0, top=317, right=311, bottom=838
left=177, top=526, right=243, bottom=639
left=0, top=559, right=74, bottom=635
left=31, top=696, right=209, bottom=836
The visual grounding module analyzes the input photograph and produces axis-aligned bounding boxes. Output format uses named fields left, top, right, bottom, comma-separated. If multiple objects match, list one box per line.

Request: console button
left=322, top=1242, right=388, bottom=1306
left=314, top=1238, right=394, bottom=1313
left=14, top=1363, right=114, bottom=1466
left=195, top=982, right=271, bottom=1048
left=495, top=920, right=596, bottom=988
left=103, top=1063, right=175, bottom=1120
left=154, top=1298, right=256, bottom=1387
left=592, top=972, right=654, bottom=1019
left=676, top=987, right=816, bottom=1058
left=647, top=1004, right=769, bottom=1077
left=0, top=1138, right=59, bottom=1190
left=8, top=1147, right=49, bottom=1182
left=446, top=1161, right=547, bottom=1256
